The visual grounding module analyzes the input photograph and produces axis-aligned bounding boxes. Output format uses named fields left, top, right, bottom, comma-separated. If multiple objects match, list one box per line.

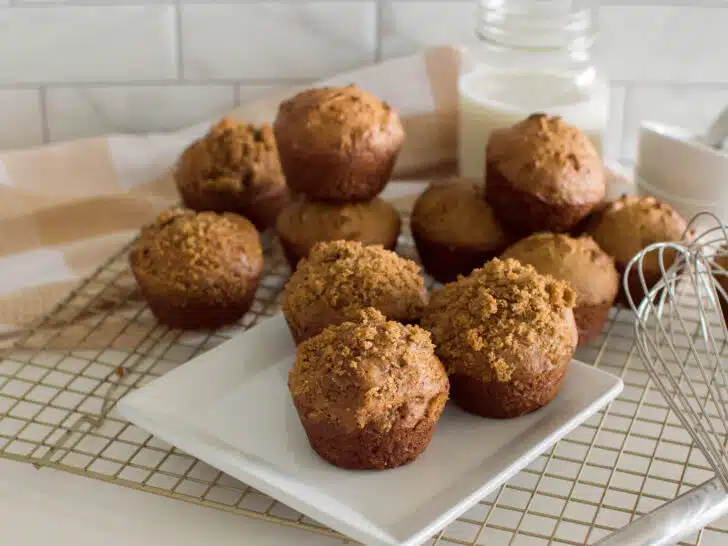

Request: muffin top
left=176, top=117, right=285, bottom=200
left=276, top=195, right=400, bottom=248
left=288, top=308, right=449, bottom=433
left=587, top=195, right=690, bottom=269
left=501, top=233, right=619, bottom=307
left=422, top=258, right=578, bottom=382
left=130, top=208, right=263, bottom=295
left=486, top=113, right=605, bottom=205
left=283, top=240, right=427, bottom=323
left=412, top=179, right=512, bottom=249
left=274, top=84, right=405, bottom=152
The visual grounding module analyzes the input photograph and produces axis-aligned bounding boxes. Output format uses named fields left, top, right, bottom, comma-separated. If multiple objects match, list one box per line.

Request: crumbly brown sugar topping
left=283, top=240, right=426, bottom=316
left=176, top=117, right=283, bottom=194
left=131, top=208, right=263, bottom=288
left=288, top=308, right=449, bottom=432
left=422, top=258, right=577, bottom=382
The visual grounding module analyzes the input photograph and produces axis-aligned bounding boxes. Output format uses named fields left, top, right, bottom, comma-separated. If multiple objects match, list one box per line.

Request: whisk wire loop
left=626, top=212, right=728, bottom=491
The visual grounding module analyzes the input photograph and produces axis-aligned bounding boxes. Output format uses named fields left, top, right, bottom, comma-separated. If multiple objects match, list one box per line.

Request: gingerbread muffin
left=275, top=195, right=401, bottom=270
left=282, top=240, right=427, bottom=344
left=411, top=179, right=514, bottom=283
left=586, top=195, right=690, bottom=305
left=289, top=308, right=449, bottom=470
left=130, top=208, right=264, bottom=330
left=501, top=233, right=619, bottom=345
left=273, top=84, right=405, bottom=202
left=175, top=118, right=288, bottom=231
left=713, top=252, right=728, bottom=326
left=485, top=113, right=605, bottom=234
left=422, top=258, right=578, bottom=419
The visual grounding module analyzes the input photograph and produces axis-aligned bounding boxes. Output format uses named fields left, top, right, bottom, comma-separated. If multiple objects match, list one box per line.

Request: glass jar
left=458, top=0, right=609, bottom=179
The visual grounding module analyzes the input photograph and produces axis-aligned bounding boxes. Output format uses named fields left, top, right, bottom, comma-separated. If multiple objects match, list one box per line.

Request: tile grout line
left=0, top=79, right=728, bottom=91
left=0, top=79, right=311, bottom=90
left=374, top=0, right=384, bottom=62
left=38, top=87, right=51, bottom=144
left=5, top=0, right=726, bottom=6
left=174, top=1, right=184, bottom=80
left=619, top=83, right=635, bottom=162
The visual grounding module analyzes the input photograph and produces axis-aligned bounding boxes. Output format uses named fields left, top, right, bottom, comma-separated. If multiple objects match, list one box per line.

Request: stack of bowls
left=635, top=121, right=728, bottom=230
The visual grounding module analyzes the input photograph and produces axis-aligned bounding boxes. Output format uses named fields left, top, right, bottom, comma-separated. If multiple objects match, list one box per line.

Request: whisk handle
left=592, top=477, right=728, bottom=545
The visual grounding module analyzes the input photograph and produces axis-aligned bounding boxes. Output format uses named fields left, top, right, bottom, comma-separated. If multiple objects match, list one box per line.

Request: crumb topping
left=130, top=208, right=263, bottom=295
left=487, top=113, right=605, bottom=205
left=283, top=240, right=426, bottom=323
left=501, top=233, right=619, bottom=306
left=288, top=308, right=449, bottom=432
left=422, top=258, right=577, bottom=382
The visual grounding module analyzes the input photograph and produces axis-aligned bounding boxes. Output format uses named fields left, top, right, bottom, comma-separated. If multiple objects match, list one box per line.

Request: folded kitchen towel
left=0, top=47, right=462, bottom=339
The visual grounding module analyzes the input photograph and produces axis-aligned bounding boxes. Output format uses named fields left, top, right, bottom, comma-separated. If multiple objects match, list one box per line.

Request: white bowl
left=636, top=121, right=728, bottom=202
left=636, top=174, right=728, bottom=233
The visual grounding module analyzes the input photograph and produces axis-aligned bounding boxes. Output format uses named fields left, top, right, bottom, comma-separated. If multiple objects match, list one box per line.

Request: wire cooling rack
left=2, top=216, right=728, bottom=546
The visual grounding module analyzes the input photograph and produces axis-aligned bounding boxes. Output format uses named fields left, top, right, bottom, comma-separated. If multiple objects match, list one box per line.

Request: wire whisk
left=626, top=211, right=728, bottom=491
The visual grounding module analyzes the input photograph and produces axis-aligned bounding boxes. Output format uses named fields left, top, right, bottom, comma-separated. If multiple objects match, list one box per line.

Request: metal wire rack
left=2, top=215, right=728, bottom=546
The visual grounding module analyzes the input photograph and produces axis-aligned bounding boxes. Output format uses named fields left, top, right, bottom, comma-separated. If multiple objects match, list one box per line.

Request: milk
left=458, top=70, right=610, bottom=179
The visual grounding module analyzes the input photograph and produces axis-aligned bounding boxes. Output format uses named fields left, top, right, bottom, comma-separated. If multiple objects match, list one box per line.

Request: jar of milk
left=458, top=0, right=609, bottom=179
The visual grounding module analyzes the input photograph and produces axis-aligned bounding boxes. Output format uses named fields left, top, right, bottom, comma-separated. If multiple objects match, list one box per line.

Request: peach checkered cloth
left=0, top=47, right=462, bottom=337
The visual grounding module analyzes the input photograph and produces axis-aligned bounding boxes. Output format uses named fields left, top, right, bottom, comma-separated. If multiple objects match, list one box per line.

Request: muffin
left=422, top=258, right=578, bottom=419
left=501, top=233, right=619, bottom=345
left=713, top=252, right=728, bottom=325
left=273, top=84, right=405, bottom=202
left=175, top=117, right=288, bottom=231
left=129, top=208, right=264, bottom=330
left=275, top=195, right=401, bottom=270
left=485, top=113, right=605, bottom=234
left=282, top=240, right=427, bottom=344
left=289, top=308, right=449, bottom=470
left=411, top=179, right=514, bottom=283
left=586, top=195, right=690, bottom=305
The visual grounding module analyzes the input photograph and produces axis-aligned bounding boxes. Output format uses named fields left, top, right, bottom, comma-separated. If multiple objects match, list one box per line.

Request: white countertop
left=0, top=458, right=344, bottom=546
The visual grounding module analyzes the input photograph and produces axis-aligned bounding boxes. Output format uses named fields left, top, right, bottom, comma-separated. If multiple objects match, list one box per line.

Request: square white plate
left=117, top=314, right=623, bottom=546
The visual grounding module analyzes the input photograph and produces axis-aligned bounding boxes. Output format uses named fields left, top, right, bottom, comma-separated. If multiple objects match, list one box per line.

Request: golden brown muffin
left=411, top=179, right=515, bottom=283
left=273, top=84, right=405, bottom=202
left=422, top=258, right=578, bottom=419
left=129, top=208, right=264, bottom=330
left=501, top=233, right=619, bottom=345
left=282, top=240, right=427, bottom=344
left=289, top=308, right=449, bottom=470
left=713, top=252, right=728, bottom=326
left=586, top=195, right=690, bottom=305
left=175, top=118, right=289, bottom=231
left=275, top=195, right=401, bottom=270
left=485, top=113, right=605, bottom=234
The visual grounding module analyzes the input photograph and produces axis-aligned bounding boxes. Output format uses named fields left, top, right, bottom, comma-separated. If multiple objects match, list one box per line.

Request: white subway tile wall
left=0, top=0, right=724, bottom=164
left=45, top=85, right=236, bottom=141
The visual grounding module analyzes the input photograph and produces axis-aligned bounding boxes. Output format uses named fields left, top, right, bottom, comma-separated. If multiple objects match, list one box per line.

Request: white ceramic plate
left=117, top=315, right=623, bottom=546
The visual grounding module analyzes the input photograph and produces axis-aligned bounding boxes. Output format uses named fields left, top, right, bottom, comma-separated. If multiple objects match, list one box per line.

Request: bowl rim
left=636, top=171, right=728, bottom=208
left=640, top=120, right=728, bottom=160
